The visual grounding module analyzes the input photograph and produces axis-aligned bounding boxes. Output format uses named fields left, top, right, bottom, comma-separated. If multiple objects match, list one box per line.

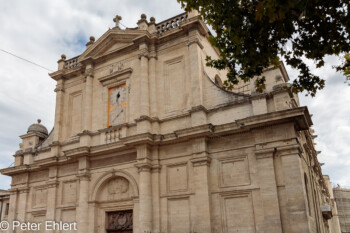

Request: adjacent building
left=0, top=11, right=338, bottom=233
left=334, top=186, right=350, bottom=233
left=0, top=190, right=10, bottom=222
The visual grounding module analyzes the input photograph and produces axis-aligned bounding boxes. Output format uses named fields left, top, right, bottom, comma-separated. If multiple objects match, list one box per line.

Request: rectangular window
left=5, top=203, right=9, bottom=215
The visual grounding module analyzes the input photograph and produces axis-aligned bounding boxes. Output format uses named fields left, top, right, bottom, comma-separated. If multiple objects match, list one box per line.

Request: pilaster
left=251, top=93, right=268, bottom=115
left=7, top=189, right=18, bottom=233
left=255, top=147, right=283, bottom=233
left=46, top=166, right=59, bottom=229
left=149, top=52, right=157, bottom=118
left=16, top=186, right=29, bottom=224
left=53, top=78, right=65, bottom=142
left=138, top=45, right=150, bottom=118
left=76, top=156, right=91, bottom=233
left=278, top=145, right=309, bottom=233
left=83, top=64, right=94, bottom=131
left=187, top=34, right=204, bottom=108
left=190, top=137, right=212, bottom=233
left=135, top=145, right=153, bottom=233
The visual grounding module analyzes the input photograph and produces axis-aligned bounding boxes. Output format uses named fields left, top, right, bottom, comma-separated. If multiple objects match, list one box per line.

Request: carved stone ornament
left=109, top=62, right=124, bottom=74
left=107, top=177, right=130, bottom=200
left=107, top=210, right=133, bottom=232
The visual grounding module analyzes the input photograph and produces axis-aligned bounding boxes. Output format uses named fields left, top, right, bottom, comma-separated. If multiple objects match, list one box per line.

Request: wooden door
left=106, top=210, right=133, bottom=233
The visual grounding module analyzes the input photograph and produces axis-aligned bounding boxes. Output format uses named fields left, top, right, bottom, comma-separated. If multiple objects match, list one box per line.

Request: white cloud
left=0, top=0, right=349, bottom=190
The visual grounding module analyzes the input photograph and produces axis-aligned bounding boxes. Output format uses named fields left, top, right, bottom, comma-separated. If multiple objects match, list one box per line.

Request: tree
left=178, top=0, right=350, bottom=96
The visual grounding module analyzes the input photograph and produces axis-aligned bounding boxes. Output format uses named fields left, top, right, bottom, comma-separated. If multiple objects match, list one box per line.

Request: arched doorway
left=90, top=170, right=139, bottom=233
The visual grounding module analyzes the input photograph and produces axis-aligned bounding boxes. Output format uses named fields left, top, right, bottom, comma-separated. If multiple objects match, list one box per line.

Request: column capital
left=54, top=86, right=65, bottom=92
left=77, top=171, right=91, bottom=181
left=255, top=148, right=275, bottom=159
left=191, top=156, right=211, bottom=167
left=84, top=67, right=94, bottom=79
left=46, top=180, right=59, bottom=188
left=186, top=38, right=204, bottom=49
left=135, top=163, right=152, bottom=173
left=148, top=52, right=157, bottom=60
left=138, top=52, right=150, bottom=60
left=17, top=186, right=30, bottom=194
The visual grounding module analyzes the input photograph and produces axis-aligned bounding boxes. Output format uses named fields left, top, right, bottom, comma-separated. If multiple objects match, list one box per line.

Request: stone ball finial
left=90, top=36, right=95, bottom=42
left=61, top=54, right=66, bottom=60
left=150, top=17, right=155, bottom=23
left=141, top=13, right=147, bottom=20
left=27, top=119, right=48, bottom=136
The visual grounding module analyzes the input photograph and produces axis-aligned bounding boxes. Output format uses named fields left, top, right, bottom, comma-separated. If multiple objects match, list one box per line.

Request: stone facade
left=0, top=11, right=336, bottom=233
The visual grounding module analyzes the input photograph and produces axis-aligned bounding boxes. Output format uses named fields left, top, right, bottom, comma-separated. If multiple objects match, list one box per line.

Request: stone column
left=187, top=34, right=204, bottom=107
left=7, top=189, right=18, bottom=233
left=139, top=45, right=150, bottom=117
left=136, top=145, right=153, bottom=233
left=191, top=138, right=212, bottom=233
left=53, top=79, right=65, bottom=142
left=77, top=157, right=90, bottom=233
left=46, top=166, right=58, bottom=232
left=149, top=53, right=157, bottom=117
left=255, top=148, right=283, bottom=233
left=84, top=65, right=94, bottom=131
left=279, top=145, right=309, bottom=233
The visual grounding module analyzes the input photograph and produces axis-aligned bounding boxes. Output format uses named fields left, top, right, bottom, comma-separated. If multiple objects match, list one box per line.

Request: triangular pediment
left=79, top=29, right=145, bottom=61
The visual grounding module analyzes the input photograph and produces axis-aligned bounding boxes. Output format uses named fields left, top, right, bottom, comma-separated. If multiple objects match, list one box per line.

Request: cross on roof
left=113, top=15, right=122, bottom=29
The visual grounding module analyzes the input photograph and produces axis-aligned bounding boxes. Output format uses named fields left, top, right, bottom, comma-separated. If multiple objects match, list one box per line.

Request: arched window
left=214, top=75, right=223, bottom=87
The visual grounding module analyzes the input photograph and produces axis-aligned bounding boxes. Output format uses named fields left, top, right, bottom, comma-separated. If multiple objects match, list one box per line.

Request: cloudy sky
left=0, top=0, right=349, bottom=190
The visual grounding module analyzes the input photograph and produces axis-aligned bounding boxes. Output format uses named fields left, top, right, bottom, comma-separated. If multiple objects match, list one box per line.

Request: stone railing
left=64, top=56, right=79, bottom=70
left=104, top=127, right=121, bottom=144
left=156, top=13, right=188, bottom=34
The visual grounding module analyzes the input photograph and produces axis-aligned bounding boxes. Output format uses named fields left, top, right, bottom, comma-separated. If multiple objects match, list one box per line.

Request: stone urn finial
left=141, top=13, right=147, bottom=20
left=86, top=36, right=95, bottom=47
left=113, top=15, right=122, bottom=29
left=150, top=17, right=156, bottom=24
left=61, top=54, right=66, bottom=60
left=37, top=119, right=41, bottom=124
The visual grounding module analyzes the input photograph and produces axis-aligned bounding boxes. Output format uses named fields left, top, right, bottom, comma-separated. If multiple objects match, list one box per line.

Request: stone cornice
left=63, top=146, right=90, bottom=158
left=98, top=67, right=132, bottom=86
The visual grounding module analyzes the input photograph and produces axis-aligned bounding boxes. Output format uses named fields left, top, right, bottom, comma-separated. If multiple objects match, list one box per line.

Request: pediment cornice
left=79, top=29, right=154, bottom=63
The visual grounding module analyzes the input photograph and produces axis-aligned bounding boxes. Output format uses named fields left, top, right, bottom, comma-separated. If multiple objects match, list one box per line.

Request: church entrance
left=106, top=210, right=133, bottom=233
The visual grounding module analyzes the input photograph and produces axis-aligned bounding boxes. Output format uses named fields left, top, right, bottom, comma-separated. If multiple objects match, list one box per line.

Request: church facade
left=1, top=12, right=336, bottom=233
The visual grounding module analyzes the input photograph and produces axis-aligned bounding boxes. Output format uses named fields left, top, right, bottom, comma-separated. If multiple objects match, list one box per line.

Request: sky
left=0, top=0, right=349, bottom=190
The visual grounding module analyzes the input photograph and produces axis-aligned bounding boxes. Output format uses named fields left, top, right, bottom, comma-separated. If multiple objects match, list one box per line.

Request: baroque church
left=0, top=11, right=337, bottom=233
